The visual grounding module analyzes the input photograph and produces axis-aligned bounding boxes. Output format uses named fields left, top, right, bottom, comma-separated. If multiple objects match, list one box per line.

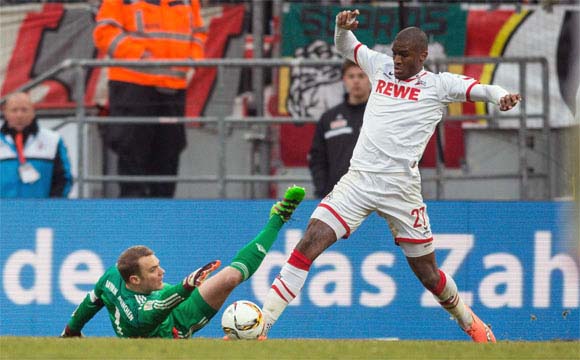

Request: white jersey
left=348, top=43, right=479, bottom=174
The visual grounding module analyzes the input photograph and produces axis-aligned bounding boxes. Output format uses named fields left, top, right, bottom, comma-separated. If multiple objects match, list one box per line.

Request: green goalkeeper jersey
left=67, top=266, right=192, bottom=338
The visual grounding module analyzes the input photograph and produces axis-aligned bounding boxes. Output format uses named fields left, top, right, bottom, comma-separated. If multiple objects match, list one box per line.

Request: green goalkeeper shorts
left=170, top=288, right=218, bottom=338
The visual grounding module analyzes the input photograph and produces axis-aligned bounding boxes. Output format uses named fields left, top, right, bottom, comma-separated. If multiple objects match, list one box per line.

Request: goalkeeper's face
left=135, top=255, right=165, bottom=293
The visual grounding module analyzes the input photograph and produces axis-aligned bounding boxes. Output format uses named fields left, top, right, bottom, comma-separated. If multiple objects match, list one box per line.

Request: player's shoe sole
left=270, top=185, right=306, bottom=222
left=464, top=306, right=496, bottom=343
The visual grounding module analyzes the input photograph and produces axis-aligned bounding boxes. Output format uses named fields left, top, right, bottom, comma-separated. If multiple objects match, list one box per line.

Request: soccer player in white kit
left=260, top=10, right=522, bottom=342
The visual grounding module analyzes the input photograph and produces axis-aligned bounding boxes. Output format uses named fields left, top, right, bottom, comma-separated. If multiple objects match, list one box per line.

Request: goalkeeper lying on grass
left=61, top=186, right=305, bottom=338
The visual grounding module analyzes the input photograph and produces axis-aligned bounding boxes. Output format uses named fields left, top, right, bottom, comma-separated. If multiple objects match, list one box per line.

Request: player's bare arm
left=336, top=9, right=360, bottom=30
left=499, top=93, right=522, bottom=111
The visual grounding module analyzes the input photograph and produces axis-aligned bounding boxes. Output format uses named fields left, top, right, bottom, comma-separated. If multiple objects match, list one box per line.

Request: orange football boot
left=464, top=306, right=496, bottom=343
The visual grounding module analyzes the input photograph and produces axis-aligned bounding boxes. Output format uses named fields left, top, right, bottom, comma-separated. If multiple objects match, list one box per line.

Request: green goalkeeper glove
left=182, top=260, right=221, bottom=291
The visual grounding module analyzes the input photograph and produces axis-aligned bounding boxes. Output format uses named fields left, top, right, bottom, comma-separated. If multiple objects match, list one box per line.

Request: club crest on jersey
left=414, top=73, right=427, bottom=86
left=375, top=79, right=421, bottom=101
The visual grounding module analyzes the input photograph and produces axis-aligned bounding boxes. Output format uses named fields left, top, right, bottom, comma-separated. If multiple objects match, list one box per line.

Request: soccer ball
left=221, top=300, right=265, bottom=340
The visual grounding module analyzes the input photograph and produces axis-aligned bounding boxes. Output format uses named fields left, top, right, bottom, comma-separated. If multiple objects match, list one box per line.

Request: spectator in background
left=0, top=92, right=72, bottom=198
left=308, top=60, right=370, bottom=198
left=93, top=0, right=207, bottom=198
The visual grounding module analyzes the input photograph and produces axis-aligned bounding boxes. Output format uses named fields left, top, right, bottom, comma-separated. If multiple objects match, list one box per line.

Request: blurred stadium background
left=1, top=0, right=579, bottom=342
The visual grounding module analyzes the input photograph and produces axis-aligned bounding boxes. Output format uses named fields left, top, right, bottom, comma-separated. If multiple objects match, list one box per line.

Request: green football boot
left=270, top=185, right=306, bottom=222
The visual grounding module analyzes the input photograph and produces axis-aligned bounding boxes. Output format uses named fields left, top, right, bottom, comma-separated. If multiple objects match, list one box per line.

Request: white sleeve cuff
left=469, top=84, right=509, bottom=105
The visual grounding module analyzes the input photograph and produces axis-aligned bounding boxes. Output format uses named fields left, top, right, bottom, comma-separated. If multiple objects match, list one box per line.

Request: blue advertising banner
left=1, top=200, right=578, bottom=340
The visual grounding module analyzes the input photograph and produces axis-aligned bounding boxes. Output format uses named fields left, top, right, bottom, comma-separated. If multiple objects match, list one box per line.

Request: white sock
left=433, top=270, right=473, bottom=330
left=261, top=250, right=311, bottom=336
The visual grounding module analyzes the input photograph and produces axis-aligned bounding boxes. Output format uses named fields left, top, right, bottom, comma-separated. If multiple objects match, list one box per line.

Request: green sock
left=230, top=215, right=284, bottom=281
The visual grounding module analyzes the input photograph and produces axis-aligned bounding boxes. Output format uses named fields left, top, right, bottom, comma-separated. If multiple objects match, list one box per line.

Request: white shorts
left=311, top=170, right=434, bottom=258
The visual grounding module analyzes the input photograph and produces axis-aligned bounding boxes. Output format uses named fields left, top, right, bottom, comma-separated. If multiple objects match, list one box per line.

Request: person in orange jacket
left=94, top=0, right=207, bottom=198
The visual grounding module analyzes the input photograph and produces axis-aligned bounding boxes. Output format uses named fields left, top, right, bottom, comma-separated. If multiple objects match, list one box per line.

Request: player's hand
left=182, top=260, right=221, bottom=291
left=60, top=325, right=83, bottom=338
left=336, top=9, right=360, bottom=30
left=499, top=93, right=522, bottom=111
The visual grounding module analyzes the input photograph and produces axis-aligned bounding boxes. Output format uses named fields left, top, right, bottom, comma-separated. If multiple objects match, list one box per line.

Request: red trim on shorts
left=432, top=269, right=447, bottom=296
left=395, top=237, right=433, bottom=244
left=466, top=80, right=479, bottom=102
left=318, top=203, right=351, bottom=238
left=354, top=43, right=362, bottom=65
left=287, top=249, right=312, bottom=271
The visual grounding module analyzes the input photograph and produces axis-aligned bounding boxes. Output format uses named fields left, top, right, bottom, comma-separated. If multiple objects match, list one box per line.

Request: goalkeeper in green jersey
left=61, top=186, right=306, bottom=339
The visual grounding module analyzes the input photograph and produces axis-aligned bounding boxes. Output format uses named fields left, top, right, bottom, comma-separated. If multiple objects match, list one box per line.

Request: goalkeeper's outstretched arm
left=61, top=289, right=105, bottom=337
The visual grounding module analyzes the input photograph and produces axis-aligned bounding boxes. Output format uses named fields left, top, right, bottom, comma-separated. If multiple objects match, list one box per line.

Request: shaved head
left=395, top=27, right=428, bottom=52
left=391, top=27, right=429, bottom=80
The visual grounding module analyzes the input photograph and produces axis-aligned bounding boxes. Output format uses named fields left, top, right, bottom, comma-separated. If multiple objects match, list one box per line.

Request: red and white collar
left=400, top=69, right=428, bottom=83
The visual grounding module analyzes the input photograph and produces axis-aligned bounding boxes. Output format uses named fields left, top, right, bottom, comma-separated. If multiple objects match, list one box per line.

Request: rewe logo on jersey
left=375, top=79, right=421, bottom=101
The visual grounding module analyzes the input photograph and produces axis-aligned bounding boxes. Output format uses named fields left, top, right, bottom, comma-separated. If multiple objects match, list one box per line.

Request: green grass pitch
left=1, top=337, right=579, bottom=360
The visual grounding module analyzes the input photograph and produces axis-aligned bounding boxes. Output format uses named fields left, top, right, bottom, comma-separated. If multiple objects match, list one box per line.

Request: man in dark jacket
left=308, top=60, right=370, bottom=198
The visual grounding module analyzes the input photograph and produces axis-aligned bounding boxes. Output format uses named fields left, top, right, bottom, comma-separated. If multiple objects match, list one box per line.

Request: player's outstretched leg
left=229, top=185, right=306, bottom=281
left=430, top=269, right=496, bottom=343
left=261, top=197, right=338, bottom=341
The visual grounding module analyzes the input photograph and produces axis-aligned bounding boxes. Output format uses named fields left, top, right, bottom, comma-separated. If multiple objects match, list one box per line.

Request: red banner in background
left=463, top=10, right=516, bottom=116
left=186, top=5, right=245, bottom=117
left=1, top=4, right=69, bottom=105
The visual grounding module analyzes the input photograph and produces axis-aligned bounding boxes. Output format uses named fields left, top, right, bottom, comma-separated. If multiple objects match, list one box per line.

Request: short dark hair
left=396, top=27, right=428, bottom=52
left=117, top=246, right=154, bottom=282
left=341, top=59, right=359, bottom=76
